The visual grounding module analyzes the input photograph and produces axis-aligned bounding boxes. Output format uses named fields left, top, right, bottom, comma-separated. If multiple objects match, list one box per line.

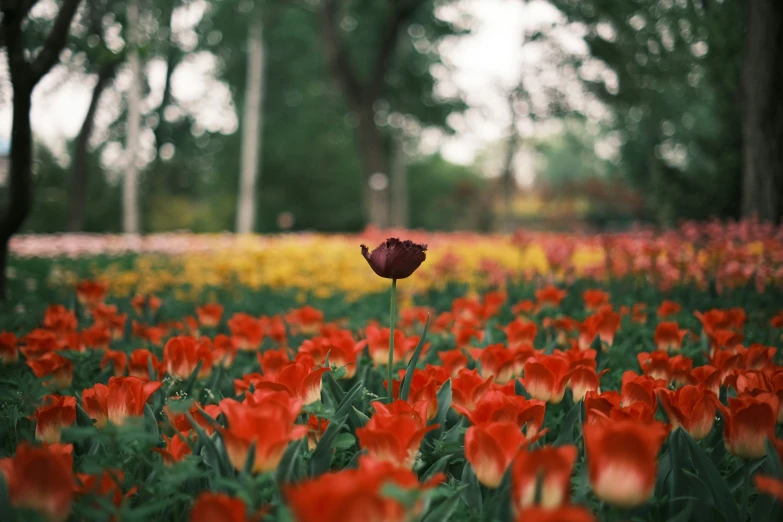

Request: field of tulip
left=2, top=221, right=783, bottom=522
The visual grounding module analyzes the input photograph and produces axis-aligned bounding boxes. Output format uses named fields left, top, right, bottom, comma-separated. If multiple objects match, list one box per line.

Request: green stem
left=740, top=460, right=751, bottom=521
left=387, top=278, right=397, bottom=404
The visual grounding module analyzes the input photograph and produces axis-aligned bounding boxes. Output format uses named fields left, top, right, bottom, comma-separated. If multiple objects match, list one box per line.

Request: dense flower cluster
left=2, top=225, right=783, bottom=521
left=11, top=218, right=783, bottom=301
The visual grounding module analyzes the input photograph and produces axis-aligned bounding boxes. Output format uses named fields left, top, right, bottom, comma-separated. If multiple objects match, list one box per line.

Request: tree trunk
left=742, top=0, right=783, bottom=222
left=68, top=61, right=118, bottom=232
left=151, top=1, right=178, bottom=174
left=236, top=14, right=265, bottom=234
left=389, top=132, right=408, bottom=228
left=123, top=0, right=142, bottom=234
left=0, top=85, right=33, bottom=300
left=356, top=105, right=389, bottom=229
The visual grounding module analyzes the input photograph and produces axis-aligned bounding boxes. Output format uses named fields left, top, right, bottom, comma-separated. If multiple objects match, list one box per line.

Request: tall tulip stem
left=387, top=278, right=397, bottom=403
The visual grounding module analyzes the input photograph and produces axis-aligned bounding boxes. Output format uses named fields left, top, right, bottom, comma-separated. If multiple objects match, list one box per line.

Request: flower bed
left=1, top=225, right=783, bottom=521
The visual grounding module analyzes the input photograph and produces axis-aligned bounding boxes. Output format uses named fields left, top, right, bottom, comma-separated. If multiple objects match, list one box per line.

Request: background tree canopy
left=1, top=0, right=781, bottom=243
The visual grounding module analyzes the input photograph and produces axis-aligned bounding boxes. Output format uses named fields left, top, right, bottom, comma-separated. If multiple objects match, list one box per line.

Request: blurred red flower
left=82, top=376, right=161, bottom=427
left=512, top=445, right=578, bottom=511
left=0, top=442, right=74, bottom=522
left=196, top=303, right=223, bottom=328
left=583, top=418, right=667, bottom=508
left=34, top=395, right=76, bottom=444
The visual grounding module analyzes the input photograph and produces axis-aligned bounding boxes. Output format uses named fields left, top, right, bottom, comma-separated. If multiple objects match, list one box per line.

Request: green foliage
left=549, top=0, right=745, bottom=222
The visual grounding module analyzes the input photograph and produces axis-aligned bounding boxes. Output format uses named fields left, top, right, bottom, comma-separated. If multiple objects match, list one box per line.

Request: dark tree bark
left=742, top=0, right=783, bottom=222
left=151, top=2, right=179, bottom=172
left=319, top=0, right=424, bottom=228
left=68, top=59, right=120, bottom=232
left=0, top=0, right=83, bottom=299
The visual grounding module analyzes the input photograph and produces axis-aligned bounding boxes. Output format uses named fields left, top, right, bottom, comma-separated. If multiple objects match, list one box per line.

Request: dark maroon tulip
left=360, top=238, right=427, bottom=280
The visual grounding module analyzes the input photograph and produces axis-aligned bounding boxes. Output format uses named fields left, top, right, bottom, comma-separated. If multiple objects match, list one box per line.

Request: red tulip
left=132, top=321, right=165, bottom=346
left=228, top=313, right=264, bottom=351
left=583, top=390, right=621, bottom=424
left=285, top=306, right=324, bottom=336
left=688, top=364, right=722, bottom=396
left=514, top=506, right=596, bottom=522
left=163, top=335, right=212, bottom=380
left=386, top=366, right=447, bottom=421
left=219, top=399, right=306, bottom=473
left=535, top=285, right=567, bottom=309
left=165, top=402, right=222, bottom=435
left=34, top=395, right=76, bottom=444
left=190, top=492, right=249, bottom=522
left=0, top=442, right=74, bottom=522
left=657, top=300, right=681, bottom=318
left=75, top=280, right=107, bottom=307
left=512, top=445, right=578, bottom=511
left=583, top=419, right=668, bottom=507
left=76, top=469, right=135, bottom=512
left=0, top=331, right=18, bottom=364
left=502, top=319, right=538, bottom=349
left=20, top=329, right=60, bottom=360
left=657, top=385, right=717, bottom=440
left=361, top=238, right=427, bottom=280
left=583, top=289, right=610, bottom=311
left=128, top=349, right=160, bottom=380
left=717, top=393, right=779, bottom=459
left=26, top=352, right=73, bottom=388
left=523, top=355, right=571, bottom=404
left=82, top=324, right=111, bottom=350
left=153, top=432, right=193, bottom=465
left=91, top=304, right=127, bottom=340
left=568, top=366, right=607, bottom=402
left=285, top=455, right=442, bottom=522
left=260, top=315, right=288, bottom=345
left=255, top=356, right=329, bottom=405
left=451, top=368, right=494, bottom=412
left=307, top=414, right=330, bottom=451
left=620, top=371, right=666, bottom=411
left=364, top=324, right=423, bottom=367
left=456, top=389, right=545, bottom=438
left=465, top=421, right=529, bottom=488
left=101, top=350, right=128, bottom=377
left=299, top=334, right=361, bottom=379
left=196, top=303, right=223, bottom=328
left=356, top=400, right=437, bottom=468
left=212, top=334, right=238, bottom=368
left=476, top=343, right=519, bottom=385
left=131, top=294, right=161, bottom=316
left=43, top=305, right=78, bottom=335
left=437, top=348, right=468, bottom=377
left=82, top=376, right=161, bottom=427
left=637, top=351, right=692, bottom=384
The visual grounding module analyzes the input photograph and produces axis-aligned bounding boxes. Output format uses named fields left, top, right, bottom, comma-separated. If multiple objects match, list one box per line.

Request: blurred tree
left=549, top=0, right=745, bottom=223
left=408, top=154, right=491, bottom=231
left=68, top=0, right=125, bottom=232
left=742, top=0, right=783, bottom=221
left=300, top=0, right=466, bottom=228
left=236, top=7, right=265, bottom=234
left=123, top=0, right=142, bottom=233
left=0, top=0, right=83, bottom=299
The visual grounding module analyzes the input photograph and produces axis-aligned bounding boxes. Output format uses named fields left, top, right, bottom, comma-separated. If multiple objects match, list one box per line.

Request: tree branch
left=372, top=0, right=425, bottom=94
left=320, top=0, right=364, bottom=107
left=30, top=0, right=83, bottom=84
